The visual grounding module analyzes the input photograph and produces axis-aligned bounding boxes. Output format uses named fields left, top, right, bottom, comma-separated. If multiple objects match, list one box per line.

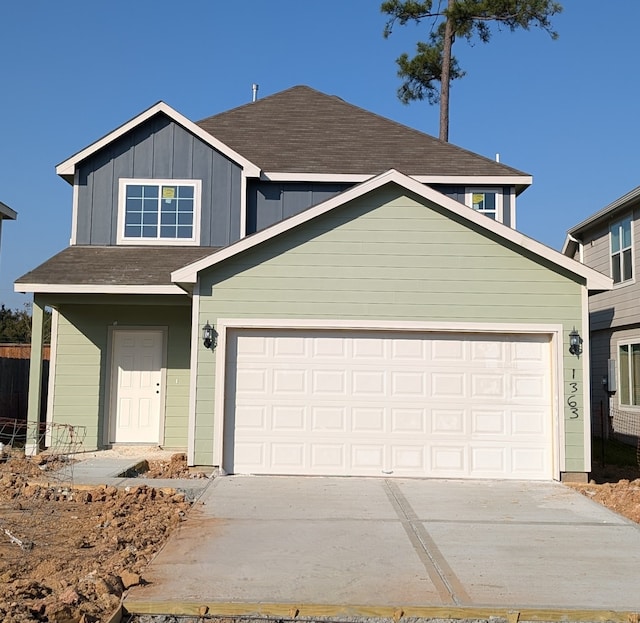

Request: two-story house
left=564, top=186, right=640, bottom=444
left=16, top=85, right=610, bottom=481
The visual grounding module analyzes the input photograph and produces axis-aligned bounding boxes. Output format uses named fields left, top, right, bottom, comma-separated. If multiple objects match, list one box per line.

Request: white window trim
left=465, top=187, right=503, bottom=223
left=117, top=178, right=202, bottom=246
left=617, top=338, right=640, bottom=409
left=609, top=215, right=634, bottom=287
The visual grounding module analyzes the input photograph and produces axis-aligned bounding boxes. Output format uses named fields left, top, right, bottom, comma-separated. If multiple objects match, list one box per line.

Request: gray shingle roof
left=197, top=85, right=528, bottom=178
left=15, top=246, right=220, bottom=287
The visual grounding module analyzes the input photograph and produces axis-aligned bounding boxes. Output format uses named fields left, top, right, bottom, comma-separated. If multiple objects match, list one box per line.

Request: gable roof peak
left=55, top=100, right=261, bottom=183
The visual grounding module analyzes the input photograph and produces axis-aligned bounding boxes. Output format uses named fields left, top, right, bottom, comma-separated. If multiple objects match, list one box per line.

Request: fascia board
left=261, top=172, right=533, bottom=187
left=561, top=234, right=578, bottom=256
left=14, top=283, right=186, bottom=295
left=0, top=202, right=17, bottom=220
left=568, top=185, right=640, bottom=235
left=55, top=102, right=261, bottom=178
left=172, top=168, right=612, bottom=291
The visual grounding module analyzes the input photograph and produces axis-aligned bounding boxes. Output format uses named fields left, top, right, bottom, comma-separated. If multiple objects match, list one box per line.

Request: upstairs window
left=619, top=342, right=640, bottom=406
left=466, top=189, right=501, bottom=221
left=118, top=179, right=201, bottom=245
left=610, top=216, right=632, bottom=284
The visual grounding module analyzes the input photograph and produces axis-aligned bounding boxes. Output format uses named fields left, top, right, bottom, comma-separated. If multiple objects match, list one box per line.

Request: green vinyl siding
left=51, top=301, right=191, bottom=450
left=195, top=186, right=587, bottom=468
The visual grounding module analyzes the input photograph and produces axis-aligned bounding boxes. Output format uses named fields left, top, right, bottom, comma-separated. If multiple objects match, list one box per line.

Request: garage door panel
left=353, top=338, right=386, bottom=359
left=235, top=405, right=267, bottom=430
left=431, top=372, right=465, bottom=397
left=472, top=410, right=507, bottom=435
left=272, top=443, right=305, bottom=469
left=391, top=408, right=425, bottom=433
left=352, top=444, right=385, bottom=469
left=472, top=374, right=506, bottom=398
left=470, top=446, right=507, bottom=474
left=312, top=406, right=347, bottom=431
left=392, top=338, right=426, bottom=360
left=392, top=446, right=426, bottom=470
left=431, top=339, right=464, bottom=360
left=352, top=370, right=386, bottom=396
left=511, top=448, right=549, bottom=477
left=352, top=407, right=385, bottom=433
left=236, top=368, right=268, bottom=393
left=512, top=409, right=547, bottom=436
left=225, top=330, right=554, bottom=479
left=235, top=442, right=266, bottom=469
left=273, top=368, right=306, bottom=394
left=470, top=340, right=506, bottom=362
left=272, top=405, right=305, bottom=431
left=392, top=371, right=427, bottom=396
left=432, top=445, right=466, bottom=472
left=311, top=443, right=345, bottom=467
left=512, top=374, right=547, bottom=400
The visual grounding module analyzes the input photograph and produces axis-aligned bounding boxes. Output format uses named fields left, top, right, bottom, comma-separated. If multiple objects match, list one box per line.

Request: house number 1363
left=567, top=370, right=580, bottom=419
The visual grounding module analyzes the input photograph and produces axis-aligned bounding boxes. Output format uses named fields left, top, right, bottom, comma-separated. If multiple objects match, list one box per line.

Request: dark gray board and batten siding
left=75, top=114, right=242, bottom=247
left=246, top=183, right=514, bottom=234
left=247, top=182, right=352, bottom=233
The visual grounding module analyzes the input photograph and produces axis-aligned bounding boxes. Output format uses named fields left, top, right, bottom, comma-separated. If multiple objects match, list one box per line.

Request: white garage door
left=224, top=329, right=554, bottom=479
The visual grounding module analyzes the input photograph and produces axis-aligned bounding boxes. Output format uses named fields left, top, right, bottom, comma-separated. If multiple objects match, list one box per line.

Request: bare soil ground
left=1, top=451, right=640, bottom=623
left=0, top=452, right=195, bottom=623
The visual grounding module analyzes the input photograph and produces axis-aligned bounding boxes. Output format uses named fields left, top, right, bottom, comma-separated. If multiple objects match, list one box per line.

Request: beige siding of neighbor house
left=582, top=208, right=640, bottom=331
left=195, top=186, right=586, bottom=469
left=50, top=300, right=191, bottom=450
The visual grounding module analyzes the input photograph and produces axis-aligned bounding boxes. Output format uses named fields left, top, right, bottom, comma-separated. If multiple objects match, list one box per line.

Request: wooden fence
left=0, top=344, right=50, bottom=422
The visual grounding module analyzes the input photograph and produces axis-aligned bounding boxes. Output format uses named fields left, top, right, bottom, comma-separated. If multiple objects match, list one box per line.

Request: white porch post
left=26, top=297, right=45, bottom=456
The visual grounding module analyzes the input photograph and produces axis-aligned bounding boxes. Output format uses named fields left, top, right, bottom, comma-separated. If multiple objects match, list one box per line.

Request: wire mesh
left=0, top=418, right=86, bottom=555
left=607, top=404, right=640, bottom=467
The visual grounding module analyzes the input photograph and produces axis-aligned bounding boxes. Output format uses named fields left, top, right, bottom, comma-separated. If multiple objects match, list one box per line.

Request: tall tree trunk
left=439, top=0, right=455, bottom=142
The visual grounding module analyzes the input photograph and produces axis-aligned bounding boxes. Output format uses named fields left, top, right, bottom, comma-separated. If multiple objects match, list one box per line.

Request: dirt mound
left=0, top=472, right=192, bottom=623
left=142, top=452, right=209, bottom=479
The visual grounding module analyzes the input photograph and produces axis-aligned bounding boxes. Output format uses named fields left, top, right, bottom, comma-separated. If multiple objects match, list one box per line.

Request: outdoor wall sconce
left=202, top=321, right=214, bottom=350
left=569, top=327, right=583, bottom=357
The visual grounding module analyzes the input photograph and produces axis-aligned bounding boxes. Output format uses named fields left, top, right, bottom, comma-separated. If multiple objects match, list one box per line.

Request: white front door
left=111, top=330, right=163, bottom=444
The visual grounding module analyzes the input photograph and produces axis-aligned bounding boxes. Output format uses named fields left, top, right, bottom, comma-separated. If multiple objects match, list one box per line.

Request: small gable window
left=118, top=179, right=201, bottom=245
left=610, top=216, right=633, bottom=284
left=466, top=189, right=501, bottom=221
left=619, top=342, right=640, bottom=406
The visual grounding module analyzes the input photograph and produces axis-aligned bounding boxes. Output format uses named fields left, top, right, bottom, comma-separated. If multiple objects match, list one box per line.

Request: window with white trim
left=465, top=188, right=501, bottom=221
left=118, top=179, right=201, bottom=245
left=619, top=342, right=640, bottom=406
left=610, top=216, right=633, bottom=284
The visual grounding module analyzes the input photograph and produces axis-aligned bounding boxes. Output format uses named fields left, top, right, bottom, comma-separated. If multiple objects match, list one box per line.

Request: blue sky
left=0, top=0, right=638, bottom=310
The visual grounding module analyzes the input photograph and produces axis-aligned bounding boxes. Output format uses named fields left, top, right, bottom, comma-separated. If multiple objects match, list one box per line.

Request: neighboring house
left=16, top=85, right=610, bottom=482
left=564, top=186, right=640, bottom=443
left=0, top=200, right=17, bottom=264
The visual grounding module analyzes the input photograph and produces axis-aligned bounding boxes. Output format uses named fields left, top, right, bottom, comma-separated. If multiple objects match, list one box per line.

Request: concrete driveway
left=125, top=477, right=640, bottom=619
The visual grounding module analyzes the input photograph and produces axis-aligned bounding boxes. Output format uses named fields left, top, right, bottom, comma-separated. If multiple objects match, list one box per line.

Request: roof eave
left=0, top=202, right=17, bottom=220
left=568, top=185, right=640, bottom=236
left=14, top=283, right=187, bottom=295
left=261, top=172, right=532, bottom=189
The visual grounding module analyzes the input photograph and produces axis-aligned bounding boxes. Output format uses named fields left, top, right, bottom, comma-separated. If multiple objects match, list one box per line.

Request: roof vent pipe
left=495, top=153, right=500, bottom=162
left=252, top=83, right=259, bottom=102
